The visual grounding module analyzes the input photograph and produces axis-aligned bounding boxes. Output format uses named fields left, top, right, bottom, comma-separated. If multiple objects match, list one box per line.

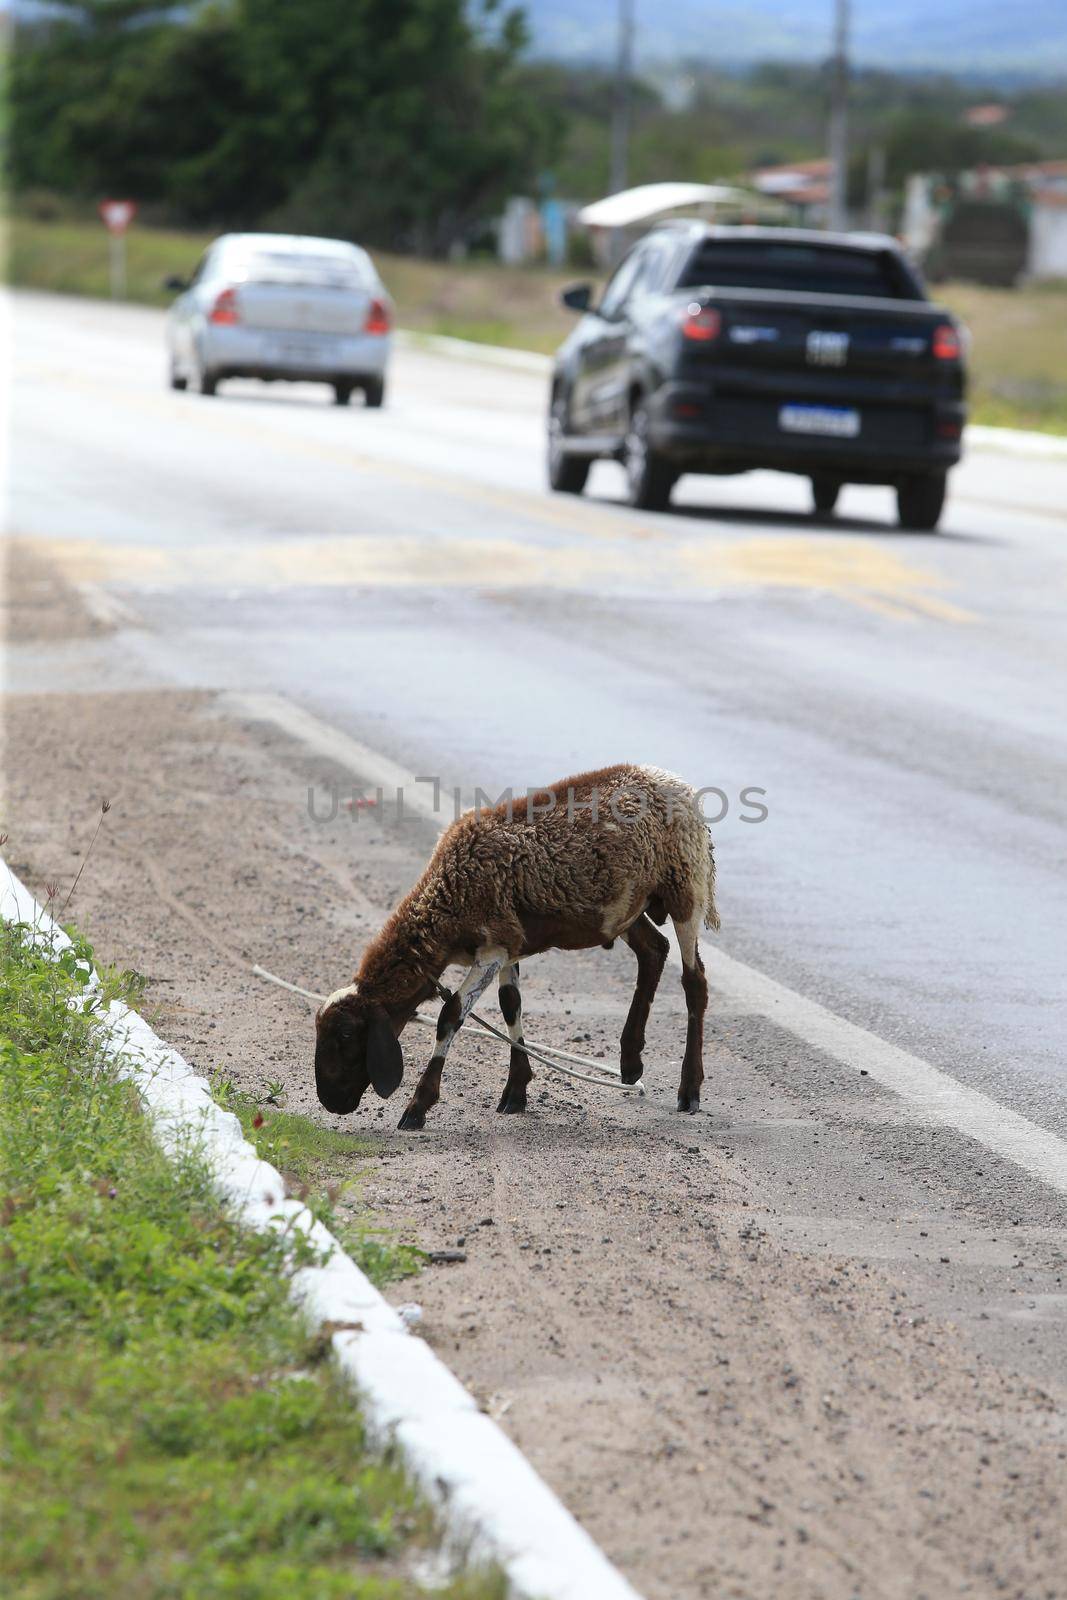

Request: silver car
left=165, top=232, right=393, bottom=406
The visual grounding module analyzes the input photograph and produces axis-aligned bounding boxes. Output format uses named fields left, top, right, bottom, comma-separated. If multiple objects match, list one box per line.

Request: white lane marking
left=697, top=946, right=1067, bottom=1197
left=223, top=690, right=1067, bottom=1200
left=221, top=690, right=445, bottom=825
left=77, top=582, right=139, bottom=630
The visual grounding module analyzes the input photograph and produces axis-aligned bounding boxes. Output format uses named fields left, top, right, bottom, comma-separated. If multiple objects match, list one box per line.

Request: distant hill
left=523, top=0, right=1067, bottom=80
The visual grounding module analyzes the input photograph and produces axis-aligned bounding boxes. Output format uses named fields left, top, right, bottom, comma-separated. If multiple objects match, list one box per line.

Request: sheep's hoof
left=676, top=1092, right=701, bottom=1114
left=620, top=1059, right=644, bottom=1086
left=496, top=1088, right=527, bottom=1114
left=397, top=1105, right=427, bottom=1132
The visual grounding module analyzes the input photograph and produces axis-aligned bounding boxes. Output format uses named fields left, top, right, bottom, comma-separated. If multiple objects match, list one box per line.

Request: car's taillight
left=681, top=303, right=721, bottom=342
left=208, top=287, right=239, bottom=325
left=364, top=298, right=391, bottom=335
left=932, top=323, right=961, bottom=361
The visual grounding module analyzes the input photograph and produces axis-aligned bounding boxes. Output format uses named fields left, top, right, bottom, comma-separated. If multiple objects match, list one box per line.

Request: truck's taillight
left=208, top=287, right=239, bottom=325
left=932, top=323, right=961, bottom=361
left=681, top=304, right=721, bottom=343
left=364, top=298, right=391, bottom=335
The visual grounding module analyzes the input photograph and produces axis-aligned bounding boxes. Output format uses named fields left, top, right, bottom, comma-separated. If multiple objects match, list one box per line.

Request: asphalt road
left=9, top=291, right=1067, bottom=1127
left=6, top=290, right=1067, bottom=1597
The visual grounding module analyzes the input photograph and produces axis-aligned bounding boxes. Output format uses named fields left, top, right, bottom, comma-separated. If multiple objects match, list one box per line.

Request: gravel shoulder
left=3, top=663, right=1066, bottom=1600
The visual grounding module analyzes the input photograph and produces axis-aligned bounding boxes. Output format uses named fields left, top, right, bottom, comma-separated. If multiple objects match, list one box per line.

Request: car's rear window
left=232, top=250, right=371, bottom=290
left=677, top=242, right=920, bottom=300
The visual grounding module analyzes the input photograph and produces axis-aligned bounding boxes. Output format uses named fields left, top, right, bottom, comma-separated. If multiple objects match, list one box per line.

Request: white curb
left=0, top=861, right=644, bottom=1600
left=966, top=423, right=1067, bottom=460
left=396, top=327, right=552, bottom=375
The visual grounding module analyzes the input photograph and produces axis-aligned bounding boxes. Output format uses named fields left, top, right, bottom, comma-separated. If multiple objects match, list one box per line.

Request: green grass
left=6, top=212, right=210, bottom=308
left=215, top=1082, right=423, bottom=1287
left=0, top=912, right=503, bottom=1600
left=7, top=210, right=1066, bottom=434
left=4, top=210, right=576, bottom=351
left=937, top=279, right=1067, bottom=436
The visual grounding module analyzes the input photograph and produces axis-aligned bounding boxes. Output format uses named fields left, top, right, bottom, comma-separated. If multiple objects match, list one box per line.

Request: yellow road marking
left=19, top=531, right=977, bottom=624
left=15, top=364, right=977, bottom=624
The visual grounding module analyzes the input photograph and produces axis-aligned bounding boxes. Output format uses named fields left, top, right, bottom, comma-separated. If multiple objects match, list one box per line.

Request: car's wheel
left=192, top=352, right=218, bottom=397
left=897, top=473, right=946, bottom=531
left=810, top=474, right=841, bottom=516
left=169, top=364, right=188, bottom=392
left=363, top=377, right=385, bottom=408
left=623, top=399, right=674, bottom=512
left=548, top=394, right=590, bottom=495
left=334, top=382, right=354, bottom=406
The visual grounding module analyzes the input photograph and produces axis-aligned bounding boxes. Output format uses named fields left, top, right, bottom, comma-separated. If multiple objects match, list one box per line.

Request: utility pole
left=827, top=0, right=850, bottom=232
left=610, top=0, right=635, bottom=195
left=866, top=143, right=887, bottom=231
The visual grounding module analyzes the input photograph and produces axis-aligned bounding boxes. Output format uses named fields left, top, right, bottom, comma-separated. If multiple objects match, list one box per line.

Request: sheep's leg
left=672, top=910, right=707, bottom=1114
left=620, top=913, right=670, bottom=1084
left=397, top=948, right=505, bottom=1131
left=496, top=962, right=533, bottom=1114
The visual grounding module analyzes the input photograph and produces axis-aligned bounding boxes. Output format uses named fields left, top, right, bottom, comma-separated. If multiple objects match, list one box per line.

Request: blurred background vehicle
left=164, top=233, right=393, bottom=406
left=548, top=222, right=966, bottom=528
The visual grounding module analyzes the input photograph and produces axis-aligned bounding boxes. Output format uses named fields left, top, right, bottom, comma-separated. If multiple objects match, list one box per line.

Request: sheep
left=314, top=764, right=719, bottom=1129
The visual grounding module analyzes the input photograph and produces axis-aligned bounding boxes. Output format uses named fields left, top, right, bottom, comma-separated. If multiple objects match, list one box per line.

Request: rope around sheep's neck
left=251, top=964, right=645, bottom=1095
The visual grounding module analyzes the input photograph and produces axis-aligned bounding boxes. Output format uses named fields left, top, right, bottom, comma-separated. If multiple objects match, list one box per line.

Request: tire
left=334, top=382, right=353, bottom=406
left=169, top=359, right=188, bottom=392
left=193, top=353, right=218, bottom=397
left=547, top=394, right=590, bottom=495
left=363, top=377, right=385, bottom=408
left=810, top=474, right=841, bottom=516
left=896, top=474, right=946, bottom=531
left=623, top=400, right=674, bottom=512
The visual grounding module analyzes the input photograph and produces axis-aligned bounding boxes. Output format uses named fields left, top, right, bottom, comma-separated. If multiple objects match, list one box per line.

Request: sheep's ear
left=367, top=1011, right=403, bottom=1099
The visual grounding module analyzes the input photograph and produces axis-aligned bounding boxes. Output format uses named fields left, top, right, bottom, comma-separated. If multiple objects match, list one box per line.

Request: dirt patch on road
left=3, top=684, right=1066, bottom=1600
left=2, top=537, right=113, bottom=644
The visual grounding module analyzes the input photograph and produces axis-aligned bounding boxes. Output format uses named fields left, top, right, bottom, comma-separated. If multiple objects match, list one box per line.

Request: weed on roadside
left=214, top=1079, right=424, bottom=1285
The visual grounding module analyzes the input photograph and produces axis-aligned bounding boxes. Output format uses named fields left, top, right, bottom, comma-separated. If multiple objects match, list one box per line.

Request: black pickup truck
left=548, top=224, right=966, bottom=529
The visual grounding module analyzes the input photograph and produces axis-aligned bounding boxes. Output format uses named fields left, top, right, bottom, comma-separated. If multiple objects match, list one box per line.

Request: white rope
left=252, top=963, right=645, bottom=1095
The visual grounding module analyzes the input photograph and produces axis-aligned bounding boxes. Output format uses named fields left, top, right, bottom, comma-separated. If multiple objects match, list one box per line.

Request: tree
left=9, top=0, right=559, bottom=252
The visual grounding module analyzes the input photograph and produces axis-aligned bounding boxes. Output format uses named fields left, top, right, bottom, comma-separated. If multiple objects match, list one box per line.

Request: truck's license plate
left=779, top=404, right=860, bottom=438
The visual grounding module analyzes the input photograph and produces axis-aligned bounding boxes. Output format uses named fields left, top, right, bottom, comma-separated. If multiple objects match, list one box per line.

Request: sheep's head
left=314, top=990, right=404, bottom=1114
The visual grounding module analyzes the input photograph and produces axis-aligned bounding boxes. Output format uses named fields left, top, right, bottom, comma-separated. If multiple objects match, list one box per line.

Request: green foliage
left=881, top=109, right=1041, bottom=191
left=9, top=0, right=559, bottom=253
left=6, top=213, right=214, bottom=302
left=532, top=58, right=1065, bottom=202
left=215, top=1082, right=423, bottom=1285
left=0, top=921, right=503, bottom=1599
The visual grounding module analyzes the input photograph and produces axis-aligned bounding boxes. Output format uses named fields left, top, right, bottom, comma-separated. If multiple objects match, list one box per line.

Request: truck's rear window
left=677, top=242, right=921, bottom=300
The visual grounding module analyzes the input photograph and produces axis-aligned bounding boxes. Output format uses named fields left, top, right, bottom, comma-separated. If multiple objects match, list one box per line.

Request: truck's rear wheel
left=624, top=401, right=674, bottom=512
left=548, top=395, right=590, bottom=494
left=897, top=474, right=946, bottom=531
left=810, top=474, right=841, bottom=516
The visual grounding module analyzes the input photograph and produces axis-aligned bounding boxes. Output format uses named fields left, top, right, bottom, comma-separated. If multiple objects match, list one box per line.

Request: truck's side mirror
left=163, top=274, right=189, bottom=292
left=560, top=282, right=593, bottom=313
